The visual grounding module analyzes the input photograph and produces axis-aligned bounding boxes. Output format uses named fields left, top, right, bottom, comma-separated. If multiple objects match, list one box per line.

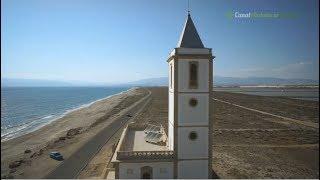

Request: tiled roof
left=177, top=13, right=204, bottom=48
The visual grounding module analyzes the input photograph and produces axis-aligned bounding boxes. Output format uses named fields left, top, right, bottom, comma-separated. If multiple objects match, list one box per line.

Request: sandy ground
left=212, top=91, right=319, bottom=178
left=83, top=87, right=318, bottom=179
left=1, top=88, right=148, bottom=179
left=2, top=87, right=318, bottom=178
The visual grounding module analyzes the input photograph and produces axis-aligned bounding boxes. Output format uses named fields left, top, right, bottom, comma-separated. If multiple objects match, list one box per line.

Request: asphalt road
left=45, top=90, right=151, bottom=179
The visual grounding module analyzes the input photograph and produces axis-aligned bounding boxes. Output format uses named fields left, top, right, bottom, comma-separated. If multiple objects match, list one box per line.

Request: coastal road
left=46, top=90, right=151, bottom=179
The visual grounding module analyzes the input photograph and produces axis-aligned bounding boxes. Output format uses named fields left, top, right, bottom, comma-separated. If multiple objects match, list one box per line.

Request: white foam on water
left=1, top=87, right=135, bottom=142
left=42, top=115, right=54, bottom=119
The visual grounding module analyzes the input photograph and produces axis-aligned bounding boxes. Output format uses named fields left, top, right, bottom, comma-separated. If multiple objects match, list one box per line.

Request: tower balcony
left=111, top=123, right=174, bottom=162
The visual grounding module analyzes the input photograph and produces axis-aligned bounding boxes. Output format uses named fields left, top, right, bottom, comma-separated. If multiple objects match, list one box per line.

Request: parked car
left=49, top=152, right=63, bottom=161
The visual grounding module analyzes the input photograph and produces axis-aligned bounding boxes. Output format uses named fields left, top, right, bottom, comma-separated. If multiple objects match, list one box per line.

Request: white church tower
left=167, top=12, right=214, bottom=179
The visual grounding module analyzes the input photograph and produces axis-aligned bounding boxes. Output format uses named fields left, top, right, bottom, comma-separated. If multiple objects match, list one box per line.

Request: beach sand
left=1, top=87, right=148, bottom=178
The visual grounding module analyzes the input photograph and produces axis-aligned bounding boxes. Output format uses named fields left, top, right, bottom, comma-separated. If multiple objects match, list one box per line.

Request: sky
left=1, top=0, right=319, bottom=83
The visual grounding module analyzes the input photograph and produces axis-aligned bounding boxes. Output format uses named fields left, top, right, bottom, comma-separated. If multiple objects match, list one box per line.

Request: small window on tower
left=170, top=64, right=173, bottom=88
left=189, top=61, right=198, bottom=89
left=189, top=98, right=198, bottom=107
left=189, top=131, right=198, bottom=141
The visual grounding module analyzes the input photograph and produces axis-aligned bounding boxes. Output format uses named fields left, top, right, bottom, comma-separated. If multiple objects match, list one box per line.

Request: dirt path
left=214, top=128, right=293, bottom=132
left=213, top=98, right=319, bottom=129
left=214, top=144, right=319, bottom=148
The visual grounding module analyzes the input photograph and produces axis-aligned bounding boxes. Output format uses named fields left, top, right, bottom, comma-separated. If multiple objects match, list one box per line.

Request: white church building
left=110, top=12, right=214, bottom=179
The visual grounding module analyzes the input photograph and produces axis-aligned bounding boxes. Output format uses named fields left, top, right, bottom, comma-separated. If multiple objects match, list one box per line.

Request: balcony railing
left=117, top=150, right=174, bottom=160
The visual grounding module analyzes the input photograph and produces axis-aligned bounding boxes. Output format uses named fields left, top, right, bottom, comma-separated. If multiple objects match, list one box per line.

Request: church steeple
left=177, top=13, right=204, bottom=48
left=168, top=10, right=213, bottom=179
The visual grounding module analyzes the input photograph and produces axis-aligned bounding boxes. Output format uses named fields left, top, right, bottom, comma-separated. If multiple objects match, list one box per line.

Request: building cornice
left=167, top=48, right=215, bottom=62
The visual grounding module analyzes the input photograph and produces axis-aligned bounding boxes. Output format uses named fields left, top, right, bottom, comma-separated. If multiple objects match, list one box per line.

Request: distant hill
left=2, top=76, right=318, bottom=87
left=126, top=77, right=168, bottom=86
left=1, top=78, right=74, bottom=87
left=125, top=76, right=319, bottom=86
left=214, top=76, right=319, bottom=86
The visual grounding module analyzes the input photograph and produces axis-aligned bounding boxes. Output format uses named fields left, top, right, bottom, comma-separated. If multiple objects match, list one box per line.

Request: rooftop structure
left=111, top=123, right=174, bottom=179
left=177, top=13, right=204, bottom=48
left=112, top=123, right=173, bottom=162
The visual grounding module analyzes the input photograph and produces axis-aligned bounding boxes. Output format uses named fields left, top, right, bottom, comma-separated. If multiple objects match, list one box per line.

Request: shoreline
left=1, top=87, right=137, bottom=142
left=1, top=87, right=147, bottom=178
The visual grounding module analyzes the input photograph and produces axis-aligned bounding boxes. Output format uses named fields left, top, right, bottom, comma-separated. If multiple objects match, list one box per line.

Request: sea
left=214, top=87, right=319, bottom=101
left=1, top=86, right=130, bottom=142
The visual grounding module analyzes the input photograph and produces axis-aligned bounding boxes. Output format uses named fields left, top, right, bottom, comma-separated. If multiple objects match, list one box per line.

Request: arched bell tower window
left=140, top=166, right=153, bottom=179
left=189, top=61, right=198, bottom=89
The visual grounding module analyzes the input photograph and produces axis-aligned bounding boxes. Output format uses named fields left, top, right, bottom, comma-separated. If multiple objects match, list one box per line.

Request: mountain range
left=126, top=76, right=318, bottom=86
left=2, top=76, right=318, bottom=87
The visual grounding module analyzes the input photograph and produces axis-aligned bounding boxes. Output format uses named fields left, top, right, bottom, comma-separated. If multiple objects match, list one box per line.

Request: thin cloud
left=224, top=61, right=319, bottom=80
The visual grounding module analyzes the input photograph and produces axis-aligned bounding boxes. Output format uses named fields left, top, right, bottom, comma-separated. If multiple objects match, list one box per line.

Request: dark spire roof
left=177, top=13, right=204, bottom=48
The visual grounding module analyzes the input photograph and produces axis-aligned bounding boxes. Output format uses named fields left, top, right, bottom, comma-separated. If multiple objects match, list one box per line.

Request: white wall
left=177, top=93, right=208, bottom=126
left=168, top=60, right=175, bottom=150
left=168, top=117, right=174, bottom=150
left=177, top=127, right=208, bottom=159
left=178, top=160, right=208, bottom=179
left=178, top=59, right=209, bottom=92
left=168, top=92, right=174, bottom=125
left=168, top=88, right=174, bottom=149
left=119, top=162, right=174, bottom=179
left=168, top=48, right=211, bottom=178
left=168, top=61, right=175, bottom=91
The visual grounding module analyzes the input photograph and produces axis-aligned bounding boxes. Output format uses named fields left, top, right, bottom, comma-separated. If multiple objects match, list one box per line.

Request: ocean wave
left=42, top=115, right=54, bottom=119
left=1, top=87, right=134, bottom=142
left=1, top=114, right=57, bottom=141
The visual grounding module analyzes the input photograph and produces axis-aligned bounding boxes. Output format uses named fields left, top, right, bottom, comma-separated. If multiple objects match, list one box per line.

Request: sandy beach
left=1, top=87, right=148, bottom=178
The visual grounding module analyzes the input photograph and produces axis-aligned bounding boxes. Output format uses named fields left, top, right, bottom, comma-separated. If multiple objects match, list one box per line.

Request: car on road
left=50, top=152, right=63, bottom=161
